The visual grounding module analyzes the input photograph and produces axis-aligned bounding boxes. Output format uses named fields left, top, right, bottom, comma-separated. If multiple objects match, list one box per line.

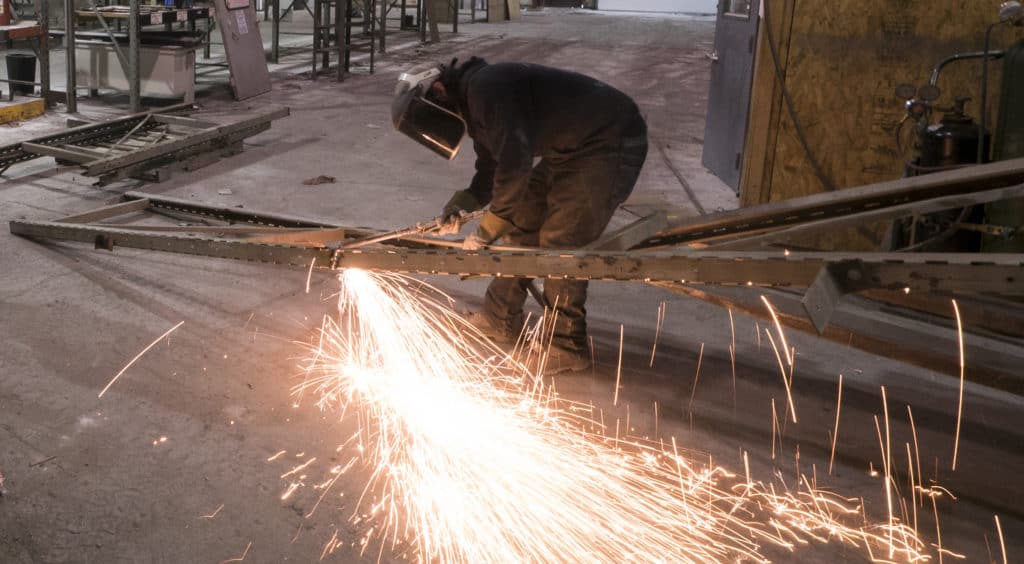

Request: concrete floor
left=2, top=8, right=1023, bottom=563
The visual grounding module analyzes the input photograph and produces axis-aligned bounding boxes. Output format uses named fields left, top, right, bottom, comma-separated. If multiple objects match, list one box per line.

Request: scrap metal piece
left=585, top=211, right=669, bottom=251
left=801, top=262, right=869, bottom=334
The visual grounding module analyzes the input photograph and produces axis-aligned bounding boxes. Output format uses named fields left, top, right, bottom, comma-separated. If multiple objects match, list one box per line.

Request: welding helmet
left=392, top=63, right=467, bottom=160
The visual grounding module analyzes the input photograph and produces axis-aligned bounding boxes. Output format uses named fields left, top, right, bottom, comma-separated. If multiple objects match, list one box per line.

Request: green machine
left=987, top=38, right=1024, bottom=251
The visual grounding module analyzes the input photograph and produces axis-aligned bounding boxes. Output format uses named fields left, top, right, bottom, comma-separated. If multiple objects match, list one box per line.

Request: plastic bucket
left=6, top=52, right=37, bottom=96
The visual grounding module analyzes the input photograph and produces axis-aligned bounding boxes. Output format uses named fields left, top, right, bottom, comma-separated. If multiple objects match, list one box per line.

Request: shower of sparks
left=728, top=309, right=737, bottom=407
left=908, top=405, right=924, bottom=506
left=764, top=328, right=798, bottom=424
left=686, top=343, right=705, bottom=415
left=306, top=258, right=317, bottom=294
left=219, top=541, right=252, bottom=564
left=297, top=269, right=934, bottom=563
left=828, top=374, right=843, bottom=475
left=649, top=301, right=666, bottom=367
left=200, top=503, right=225, bottom=520
left=994, top=515, right=1007, bottom=564
left=99, top=320, right=184, bottom=398
left=760, top=295, right=792, bottom=367
left=951, top=299, right=965, bottom=471
left=614, top=323, right=624, bottom=406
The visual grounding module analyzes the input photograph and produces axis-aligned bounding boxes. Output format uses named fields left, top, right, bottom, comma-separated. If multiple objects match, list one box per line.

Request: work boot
left=532, top=342, right=592, bottom=375
left=463, top=311, right=521, bottom=344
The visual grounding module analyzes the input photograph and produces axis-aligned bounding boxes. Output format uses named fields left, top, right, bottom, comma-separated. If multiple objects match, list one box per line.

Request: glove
left=438, top=190, right=483, bottom=236
left=462, top=211, right=515, bottom=250
left=462, top=232, right=488, bottom=250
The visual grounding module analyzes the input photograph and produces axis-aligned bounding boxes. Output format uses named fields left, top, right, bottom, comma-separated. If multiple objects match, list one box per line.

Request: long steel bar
left=709, top=184, right=1024, bottom=250
left=9, top=219, right=1024, bottom=295
left=640, top=157, right=1024, bottom=248
left=124, top=191, right=342, bottom=228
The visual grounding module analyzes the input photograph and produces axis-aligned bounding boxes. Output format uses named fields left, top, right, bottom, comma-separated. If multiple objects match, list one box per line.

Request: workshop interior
left=2, top=0, right=1024, bottom=562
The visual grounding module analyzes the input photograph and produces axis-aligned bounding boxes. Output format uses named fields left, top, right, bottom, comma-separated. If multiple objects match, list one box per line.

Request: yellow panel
left=0, top=99, right=45, bottom=125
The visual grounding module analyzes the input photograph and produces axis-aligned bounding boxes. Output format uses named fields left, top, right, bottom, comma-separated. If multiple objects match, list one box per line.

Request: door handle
left=705, top=50, right=719, bottom=62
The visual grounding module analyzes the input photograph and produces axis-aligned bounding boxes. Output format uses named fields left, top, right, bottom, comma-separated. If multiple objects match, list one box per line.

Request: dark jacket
left=447, top=60, right=643, bottom=225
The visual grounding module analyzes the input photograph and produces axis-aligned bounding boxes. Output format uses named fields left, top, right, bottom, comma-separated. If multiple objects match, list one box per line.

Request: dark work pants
left=483, top=115, right=648, bottom=352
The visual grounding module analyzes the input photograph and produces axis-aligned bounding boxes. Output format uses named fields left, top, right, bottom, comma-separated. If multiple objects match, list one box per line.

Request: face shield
left=392, top=65, right=468, bottom=161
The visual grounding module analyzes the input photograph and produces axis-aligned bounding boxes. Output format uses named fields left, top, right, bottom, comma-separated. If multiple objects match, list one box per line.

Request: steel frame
left=9, top=158, right=1024, bottom=389
left=0, top=106, right=289, bottom=182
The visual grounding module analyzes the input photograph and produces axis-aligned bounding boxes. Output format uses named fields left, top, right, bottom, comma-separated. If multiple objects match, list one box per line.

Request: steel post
left=334, top=0, right=342, bottom=81
left=378, top=0, right=385, bottom=51
left=37, top=0, right=50, bottom=105
left=272, top=0, right=280, bottom=63
left=128, top=0, right=140, bottom=112
left=63, top=0, right=76, bottom=112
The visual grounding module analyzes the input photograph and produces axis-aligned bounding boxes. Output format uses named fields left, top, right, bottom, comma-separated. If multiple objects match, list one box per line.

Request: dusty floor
left=2, top=8, right=1023, bottom=563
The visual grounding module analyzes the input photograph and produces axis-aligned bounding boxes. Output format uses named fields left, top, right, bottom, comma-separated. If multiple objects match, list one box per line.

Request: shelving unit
left=61, top=1, right=215, bottom=112
left=0, top=4, right=50, bottom=104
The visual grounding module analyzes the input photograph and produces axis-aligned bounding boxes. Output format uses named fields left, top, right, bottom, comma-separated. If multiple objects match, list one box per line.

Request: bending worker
left=392, top=57, right=648, bottom=374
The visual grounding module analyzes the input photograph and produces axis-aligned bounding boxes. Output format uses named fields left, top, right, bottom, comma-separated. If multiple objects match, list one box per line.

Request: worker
left=392, top=57, right=648, bottom=373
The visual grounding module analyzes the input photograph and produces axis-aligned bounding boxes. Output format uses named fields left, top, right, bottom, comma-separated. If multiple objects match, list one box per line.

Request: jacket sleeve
left=468, top=94, right=534, bottom=226
left=464, top=140, right=497, bottom=207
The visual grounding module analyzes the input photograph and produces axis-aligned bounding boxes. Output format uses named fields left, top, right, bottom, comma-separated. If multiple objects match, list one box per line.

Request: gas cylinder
left=918, top=98, right=990, bottom=167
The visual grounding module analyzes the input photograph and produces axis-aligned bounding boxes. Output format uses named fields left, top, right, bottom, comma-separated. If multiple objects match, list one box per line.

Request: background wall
left=598, top=0, right=717, bottom=14
left=740, top=0, right=1022, bottom=249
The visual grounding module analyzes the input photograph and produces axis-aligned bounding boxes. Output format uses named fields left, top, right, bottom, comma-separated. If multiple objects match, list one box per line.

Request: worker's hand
left=462, top=211, right=515, bottom=250
left=462, top=232, right=489, bottom=250
left=438, top=190, right=483, bottom=236
left=438, top=209, right=467, bottom=236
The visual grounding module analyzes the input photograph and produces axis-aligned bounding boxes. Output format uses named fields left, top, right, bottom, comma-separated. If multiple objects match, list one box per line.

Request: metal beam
left=21, top=142, right=99, bottom=163
left=123, top=191, right=343, bottom=229
left=150, top=114, right=218, bottom=128
left=641, top=157, right=1024, bottom=248
left=56, top=198, right=152, bottom=223
left=708, top=184, right=1024, bottom=250
left=9, top=218, right=1024, bottom=295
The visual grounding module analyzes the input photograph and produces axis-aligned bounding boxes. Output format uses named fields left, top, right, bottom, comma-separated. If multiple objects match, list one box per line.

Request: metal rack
left=60, top=0, right=215, bottom=113
left=0, top=103, right=289, bottom=182
left=0, top=1, right=50, bottom=104
left=268, top=0, right=375, bottom=79
left=267, top=0, right=474, bottom=79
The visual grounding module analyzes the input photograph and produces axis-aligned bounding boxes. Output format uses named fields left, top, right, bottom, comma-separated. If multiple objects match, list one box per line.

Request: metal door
left=214, top=0, right=272, bottom=100
left=701, top=0, right=759, bottom=192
